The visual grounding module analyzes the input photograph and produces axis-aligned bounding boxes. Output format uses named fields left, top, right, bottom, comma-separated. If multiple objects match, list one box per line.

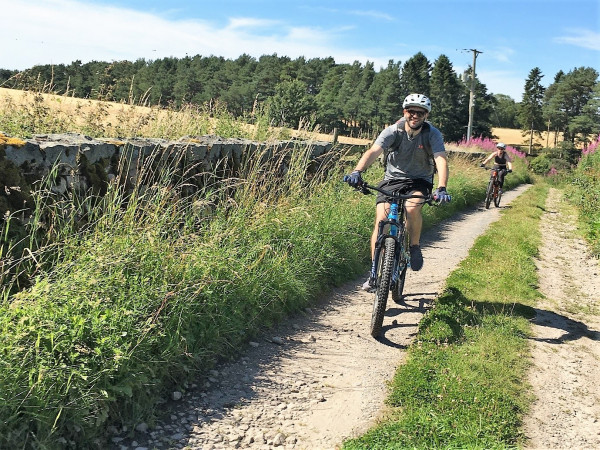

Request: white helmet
left=402, top=94, right=432, bottom=112
left=496, top=142, right=506, bottom=149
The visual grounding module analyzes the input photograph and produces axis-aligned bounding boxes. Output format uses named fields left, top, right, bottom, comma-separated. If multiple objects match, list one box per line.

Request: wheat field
left=0, top=87, right=556, bottom=147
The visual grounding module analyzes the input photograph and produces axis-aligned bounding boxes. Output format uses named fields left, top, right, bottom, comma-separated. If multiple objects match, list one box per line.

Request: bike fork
left=371, top=232, right=392, bottom=285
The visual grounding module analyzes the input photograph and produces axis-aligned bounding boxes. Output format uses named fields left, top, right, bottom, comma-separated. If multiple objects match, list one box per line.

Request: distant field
left=0, top=87, right=556, bottom=148
left=491, top=127, right=560, bottom=149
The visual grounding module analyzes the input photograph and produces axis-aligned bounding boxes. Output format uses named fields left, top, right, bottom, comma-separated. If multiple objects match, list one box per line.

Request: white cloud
left=1, top=0, right=410, bottom=73
left=554, top=29, right=600, bottom=51
left=485, top=46, right=516, bottom=64
left=348, top=10, right=395, bottom=22
left=1, top=0, right=351, bottom=69
left=226, top=17, right=281, bottom=30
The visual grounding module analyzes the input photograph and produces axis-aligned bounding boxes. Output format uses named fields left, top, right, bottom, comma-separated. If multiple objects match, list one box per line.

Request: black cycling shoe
left=409, top=245, right=423, bottom=271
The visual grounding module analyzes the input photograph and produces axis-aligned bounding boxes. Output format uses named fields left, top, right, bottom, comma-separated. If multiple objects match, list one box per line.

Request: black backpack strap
left=420, top=122, right=436, bottom=174
left=382, top=120, right=405, bottom=166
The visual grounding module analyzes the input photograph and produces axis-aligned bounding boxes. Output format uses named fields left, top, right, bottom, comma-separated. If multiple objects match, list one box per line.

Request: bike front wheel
left=485, top=178, right=493, bottom=209
left=371, top=237, right=395, bottom=338
left=392, top=228, right=409, bottom=304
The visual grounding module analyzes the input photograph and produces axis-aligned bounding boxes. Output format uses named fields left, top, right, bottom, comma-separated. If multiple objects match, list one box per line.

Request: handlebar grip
left=359, top=185, right=372, bottom=195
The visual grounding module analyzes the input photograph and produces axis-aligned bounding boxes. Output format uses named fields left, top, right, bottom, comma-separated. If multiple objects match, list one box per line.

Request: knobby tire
left=485, top=178, right=494, bottom=209
left=392, top=228, right=409, bottom=303
left=371, top=237, right=395, bottom=338
left=494, top=188, right=502, bottom=207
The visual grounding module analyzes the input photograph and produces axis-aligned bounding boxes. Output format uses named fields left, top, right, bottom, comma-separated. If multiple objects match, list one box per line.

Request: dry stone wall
left=0, top=132, right=341, bottom=217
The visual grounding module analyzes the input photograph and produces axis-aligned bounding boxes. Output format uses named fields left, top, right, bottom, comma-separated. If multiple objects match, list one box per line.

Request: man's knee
left=405, top=200, right=424, bottom=215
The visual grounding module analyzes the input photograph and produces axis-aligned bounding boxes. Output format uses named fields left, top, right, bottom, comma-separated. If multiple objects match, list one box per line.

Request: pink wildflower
left=454, top=136, right=526, bottom=158
left=582, top=135, right=599, bottom=156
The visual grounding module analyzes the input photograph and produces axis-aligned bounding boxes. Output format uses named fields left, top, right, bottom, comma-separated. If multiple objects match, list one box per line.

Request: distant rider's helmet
left=402, top=94, right=432, bottom=112
left=496, top=142, right=506, bottom=150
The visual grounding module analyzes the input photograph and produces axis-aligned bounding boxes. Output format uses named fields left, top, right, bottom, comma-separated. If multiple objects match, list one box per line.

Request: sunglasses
left=406, top=109, right=426, bottom=118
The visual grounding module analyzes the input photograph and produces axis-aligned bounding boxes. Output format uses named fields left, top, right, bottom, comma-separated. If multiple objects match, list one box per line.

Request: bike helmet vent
left=402, top=94, right=432, bottom=112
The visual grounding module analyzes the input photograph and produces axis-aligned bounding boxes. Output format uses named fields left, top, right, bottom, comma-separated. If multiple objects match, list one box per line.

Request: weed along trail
left=113, top=185, right=532, bottom=450
left=523, top=187, right=600, bottom=449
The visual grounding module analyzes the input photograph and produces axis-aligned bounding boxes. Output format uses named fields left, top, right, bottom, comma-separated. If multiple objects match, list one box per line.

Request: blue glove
left=343, top=170, right=363, bottom=188
left=433, top=187, right=451, bottom=204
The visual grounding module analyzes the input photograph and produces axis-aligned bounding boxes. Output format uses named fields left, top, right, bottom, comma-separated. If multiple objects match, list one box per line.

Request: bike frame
left=360, top=183, right=430, bottom=289
left=371, top=197, right=407, bottom=287
left=484, top=167, right=504, bottom=209
left=351, top=182, right=433, bottom=337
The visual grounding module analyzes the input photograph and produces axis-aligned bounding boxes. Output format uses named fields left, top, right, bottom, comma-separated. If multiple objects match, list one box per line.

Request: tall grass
left=565, top=135, right=600, bottom=256
left=0, top=88, right=289, bottom=141
left=0, top=135, right=377, bottom=448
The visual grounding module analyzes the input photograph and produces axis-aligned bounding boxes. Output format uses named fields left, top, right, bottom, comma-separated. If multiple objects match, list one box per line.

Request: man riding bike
left=480, top=142, right=513, bottom=193
left=343, top=94, right=451, bottom=290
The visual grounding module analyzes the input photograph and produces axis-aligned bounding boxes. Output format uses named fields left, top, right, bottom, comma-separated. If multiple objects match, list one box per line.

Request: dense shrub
left=565, top=135, right=600, bottom=255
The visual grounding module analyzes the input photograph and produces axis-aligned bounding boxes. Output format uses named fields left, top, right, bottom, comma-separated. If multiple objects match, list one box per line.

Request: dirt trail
left=523, top=187, right=600, bottom=449
left=112, top=185, right=533, bottom=450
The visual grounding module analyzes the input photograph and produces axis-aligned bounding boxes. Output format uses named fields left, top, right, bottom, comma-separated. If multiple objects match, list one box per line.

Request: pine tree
left=518, top=67, right=545, bottom=153
left=429, top=55, right=464, bottom=142
left=400, top=52, right=431, bottom=97
left=368, top=60, right=403, bottom=130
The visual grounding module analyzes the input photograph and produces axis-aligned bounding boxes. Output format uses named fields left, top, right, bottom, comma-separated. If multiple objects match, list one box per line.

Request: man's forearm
left=354, top=145, right=383, bottom=172
left=435, top=155, right=449, bottom=187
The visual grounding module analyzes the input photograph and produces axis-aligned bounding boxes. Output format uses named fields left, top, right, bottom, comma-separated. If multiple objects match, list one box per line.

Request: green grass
left=564, top=148, right=600, bottom=257
left=0, top=125, right=532, bottom=448
left=343, top=183, right=548, bottom=450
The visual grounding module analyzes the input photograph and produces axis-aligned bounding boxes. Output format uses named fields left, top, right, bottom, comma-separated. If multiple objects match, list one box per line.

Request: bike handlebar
left=356, top=182, right=434, bottom=204
left=482, top=166, right=510, bottom=172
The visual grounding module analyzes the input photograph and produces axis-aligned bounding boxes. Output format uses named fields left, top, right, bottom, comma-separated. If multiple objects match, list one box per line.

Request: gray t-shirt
left=374, top=121, right=446, bottom=182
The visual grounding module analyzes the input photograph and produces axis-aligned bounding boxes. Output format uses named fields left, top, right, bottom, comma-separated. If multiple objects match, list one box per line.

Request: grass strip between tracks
left=344, top=183, right=549, bottom=449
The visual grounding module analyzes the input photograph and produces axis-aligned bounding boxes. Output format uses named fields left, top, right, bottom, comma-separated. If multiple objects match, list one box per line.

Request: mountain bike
left=483, top=167, right=507, bottom=209
left=352, top=182, right=433, bottom=338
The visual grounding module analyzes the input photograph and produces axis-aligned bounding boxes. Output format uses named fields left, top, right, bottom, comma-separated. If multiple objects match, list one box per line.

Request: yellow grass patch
left=0, top=87, right=560, bottom=148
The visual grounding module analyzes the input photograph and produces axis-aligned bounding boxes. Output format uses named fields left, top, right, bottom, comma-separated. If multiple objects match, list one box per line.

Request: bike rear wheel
left=371, top=237, right=395, bottom=337
left=485, top=178, right=493, bottom=209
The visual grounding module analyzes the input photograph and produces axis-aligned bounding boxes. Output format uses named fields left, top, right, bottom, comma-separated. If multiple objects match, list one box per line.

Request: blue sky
left=2, top=0, right=599, bottom=101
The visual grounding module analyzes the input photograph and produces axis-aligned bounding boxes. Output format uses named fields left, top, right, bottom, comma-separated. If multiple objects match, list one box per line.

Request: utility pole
left=464, top=49, right=482, bottom=142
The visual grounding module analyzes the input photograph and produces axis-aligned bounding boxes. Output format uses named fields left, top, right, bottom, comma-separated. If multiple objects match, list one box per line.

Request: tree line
left=1, top=53, right=598, bottom=147
left=519, top=66, right=599, bottom=150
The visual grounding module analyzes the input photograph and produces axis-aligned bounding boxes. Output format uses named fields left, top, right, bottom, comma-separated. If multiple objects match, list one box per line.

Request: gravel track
left=112, top=185, right=534, bottom=450
left=522, top=187, right=600, bottom=449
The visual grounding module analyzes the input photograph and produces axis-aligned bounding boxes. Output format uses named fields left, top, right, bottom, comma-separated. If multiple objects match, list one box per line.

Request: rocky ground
left=108, top=183, right=597, bottom=450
